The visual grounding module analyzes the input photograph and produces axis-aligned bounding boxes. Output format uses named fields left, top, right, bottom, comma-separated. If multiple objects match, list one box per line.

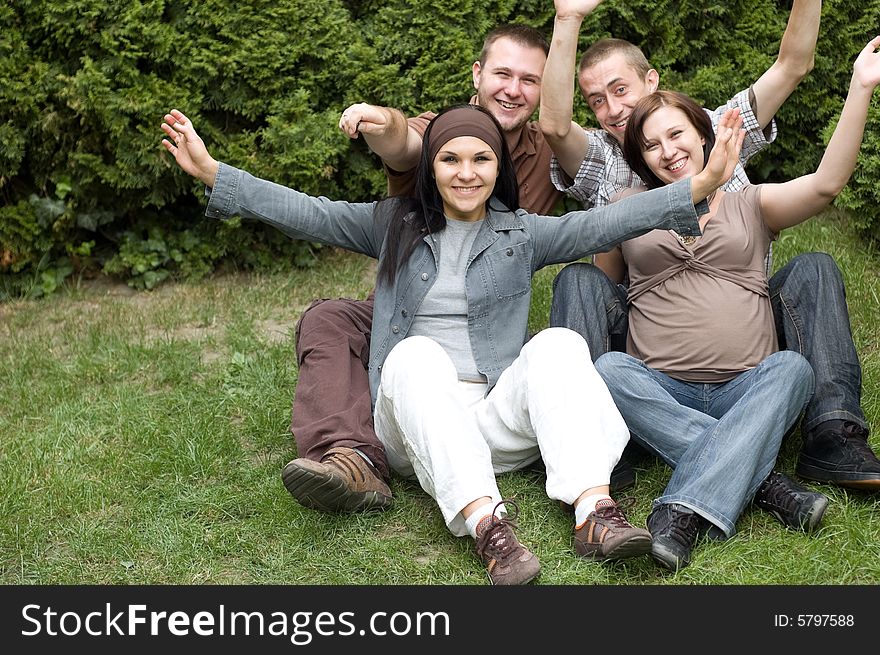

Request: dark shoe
left=281, top=446, right=393, bottom=513
left=647, top=503, right=708, bottom=571
left=534, top=458, right=633, bottom=495
left=754, top=471, right=828, bottom=532
left=574, top=498, right=652, bottom=560
left=474, top=500, right=541, bottom=586
left=797, top=421, right=880, bottom=490
left=610, top=459, right=636, bottom=492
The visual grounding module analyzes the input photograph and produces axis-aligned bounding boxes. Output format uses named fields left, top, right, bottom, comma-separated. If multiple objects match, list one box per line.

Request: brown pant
left=290, top=292, right=390, bottom=480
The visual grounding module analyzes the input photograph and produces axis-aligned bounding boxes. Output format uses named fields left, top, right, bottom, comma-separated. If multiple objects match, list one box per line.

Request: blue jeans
left=549, top=262, right=628, bottom=361
left=769, top=252, right=865, bottom=432
left=550, top=253, right=866, bottom=435
left=595, top=350, right=814, bottom=537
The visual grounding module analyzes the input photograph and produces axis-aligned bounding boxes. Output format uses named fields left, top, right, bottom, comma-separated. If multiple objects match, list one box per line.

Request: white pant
left=373, top=328, right=629, bottom=536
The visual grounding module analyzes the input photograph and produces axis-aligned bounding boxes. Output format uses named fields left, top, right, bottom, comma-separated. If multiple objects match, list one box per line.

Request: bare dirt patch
left=256, top=318, right=292, bottom=345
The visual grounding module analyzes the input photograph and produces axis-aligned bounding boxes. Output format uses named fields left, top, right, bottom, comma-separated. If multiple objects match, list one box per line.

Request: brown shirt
left=620, top=184, right=778, bottom=382
left=386, top=105, right=563, bottom=216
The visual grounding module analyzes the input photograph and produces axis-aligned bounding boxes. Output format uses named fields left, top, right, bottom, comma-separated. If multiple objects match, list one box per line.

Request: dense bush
left=2, top=0, right=878, bottom=298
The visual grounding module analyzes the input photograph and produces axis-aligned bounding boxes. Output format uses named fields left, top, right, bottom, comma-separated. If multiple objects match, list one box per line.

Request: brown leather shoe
left=574, top=498, right=652, bottom=560
left=281, top=446, right=392, bottom=513
left=474, top=500, right=540, bottom=585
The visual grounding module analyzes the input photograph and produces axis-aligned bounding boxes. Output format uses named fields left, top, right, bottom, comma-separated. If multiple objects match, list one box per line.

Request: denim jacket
left=205, top=163, right=705, bottom=404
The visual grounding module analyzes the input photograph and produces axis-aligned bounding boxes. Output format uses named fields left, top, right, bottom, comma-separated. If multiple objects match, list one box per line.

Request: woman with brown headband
left=161, top=102, right=743, bottom=585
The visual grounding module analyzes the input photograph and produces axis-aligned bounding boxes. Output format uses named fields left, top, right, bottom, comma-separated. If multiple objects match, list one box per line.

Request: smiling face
left=473, top=37, right=545, bottom=134
left=579, top=52, right=659, bottom=144
left=638, top=105, right=706, bottom=185
left=432, top=136, right=499, bottom=222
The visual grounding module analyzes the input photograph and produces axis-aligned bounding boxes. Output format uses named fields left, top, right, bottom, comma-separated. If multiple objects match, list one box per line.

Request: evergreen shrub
left=2, top=0, right=878, bottom=297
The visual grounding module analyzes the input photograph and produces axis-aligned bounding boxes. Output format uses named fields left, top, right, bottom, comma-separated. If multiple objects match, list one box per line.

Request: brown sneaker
left=281, top=446, right=392, bottom=513
left=574, top=497, right=652, bottom=560
left=474, top=500, right=541, bottom=586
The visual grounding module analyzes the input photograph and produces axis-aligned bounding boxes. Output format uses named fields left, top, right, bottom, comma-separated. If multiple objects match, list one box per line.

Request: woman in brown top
left=594, top=36, right=880, bottom=571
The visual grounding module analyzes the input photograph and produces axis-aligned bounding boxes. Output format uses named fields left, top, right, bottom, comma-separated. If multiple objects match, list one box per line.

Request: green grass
left=1, top=212, right=878, bottom=585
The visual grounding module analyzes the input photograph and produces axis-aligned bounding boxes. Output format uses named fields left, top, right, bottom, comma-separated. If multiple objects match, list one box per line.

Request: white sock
left=465, top=502, right=502, bottom=539
left=575, top=494, right=613, bottom=527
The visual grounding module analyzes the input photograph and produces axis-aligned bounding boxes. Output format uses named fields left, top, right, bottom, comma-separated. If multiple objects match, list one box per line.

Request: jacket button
left=421, top=273, right=429, bottom=281
left=506, top=248, right=513, bottom=256
left=392, top=325, right=400, bottom=333
left=401, top=309, right=408, bottom=317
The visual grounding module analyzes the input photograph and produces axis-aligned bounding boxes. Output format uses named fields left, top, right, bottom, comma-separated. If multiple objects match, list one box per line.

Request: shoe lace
left=593, top=497, right=636, bottom=528
left=760, top=472, right=798, bottom=513
left=663, top=507, right=703, bottom=543
left=475, top=500, right=523, bottom=565
left=842, top=423, right=878, bottom=460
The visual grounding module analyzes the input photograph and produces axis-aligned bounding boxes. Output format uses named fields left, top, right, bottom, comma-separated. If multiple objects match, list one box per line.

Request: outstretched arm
left=750, top=0, right=822, bottom=129
left=338, top=103, right=423, bottom=172
left=761, top=36, right=880, bottom=232
left=539, top=0, right=606, bottom=178
left=594, top=187, right=643, bottom=283
left=161, top=109, right=219, bottom=187
left=160, top=110, right=381, bottom=256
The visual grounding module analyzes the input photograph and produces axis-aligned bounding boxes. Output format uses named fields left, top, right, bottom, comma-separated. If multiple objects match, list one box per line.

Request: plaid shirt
left=550, top=88, right=776, bottom=208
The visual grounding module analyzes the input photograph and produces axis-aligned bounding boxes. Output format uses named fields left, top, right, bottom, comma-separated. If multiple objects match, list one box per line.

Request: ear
left=645, top=68, right=660, bottom=93
left=472, top=61, right=482, bottom=91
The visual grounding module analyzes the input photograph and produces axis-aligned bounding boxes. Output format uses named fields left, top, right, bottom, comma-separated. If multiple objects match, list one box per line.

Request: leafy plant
left=3, top=0, right=880, bottom=298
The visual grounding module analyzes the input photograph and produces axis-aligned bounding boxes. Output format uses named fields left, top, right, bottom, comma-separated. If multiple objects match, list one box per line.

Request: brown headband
left=427, top=106, right=503, bottom=163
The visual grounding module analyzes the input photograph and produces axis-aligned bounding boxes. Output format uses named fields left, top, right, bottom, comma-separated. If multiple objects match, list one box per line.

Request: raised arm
left=539, top=0, right=606, bottom=178
left=338, top=103, right=423, bottom=172
left=750, top=0, right=822, bottom=129
left=761, top=36, right=880, bottom=232
left=161, top=109, right=219, bottom=187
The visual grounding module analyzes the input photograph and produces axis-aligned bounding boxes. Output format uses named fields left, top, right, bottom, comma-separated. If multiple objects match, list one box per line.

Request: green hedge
left=2, top=0, right=878, bottom=297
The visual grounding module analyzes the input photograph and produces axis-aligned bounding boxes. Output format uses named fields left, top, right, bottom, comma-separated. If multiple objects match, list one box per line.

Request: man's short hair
left=479, top=24, right=550, bottom=65
left=578, top=38, right=652, bottom=78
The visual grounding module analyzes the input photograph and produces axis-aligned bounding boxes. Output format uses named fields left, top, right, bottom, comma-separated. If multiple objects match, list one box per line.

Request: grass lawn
left=1, top=210, right=878, bottom=585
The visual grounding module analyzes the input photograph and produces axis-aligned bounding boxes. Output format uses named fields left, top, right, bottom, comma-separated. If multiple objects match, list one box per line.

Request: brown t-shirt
left=620, top=184, right=778, bottom=382
left=386, top=106, right=563, bottom=216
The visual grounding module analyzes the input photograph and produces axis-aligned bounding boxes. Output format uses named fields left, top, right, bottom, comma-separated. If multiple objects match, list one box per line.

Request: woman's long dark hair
left=622, top=90, right=715, bottom=190
left=377, top=104, right=519, bottom=286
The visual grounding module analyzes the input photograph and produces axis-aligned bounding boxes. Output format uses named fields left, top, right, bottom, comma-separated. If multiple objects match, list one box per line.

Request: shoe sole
left=491, top=567, right=541, bottom=586
left=763, top=494, right=829, bottom=532
left=796, top=463, right=880, bottom=490
left=514, top=570, right=541, bottom=586
left=281, top=460, right=393, bottom=513
left=651, top=542, right=689, bottom=571
left=578, top=534, right=652, bottom=561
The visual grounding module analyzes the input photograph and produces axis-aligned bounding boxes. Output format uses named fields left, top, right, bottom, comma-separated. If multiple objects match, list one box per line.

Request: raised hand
left=706, top=108, right=746, bottom=186
left=691, top=107, right=745, bottom=202
left=160, top=109, right=219, bottom=187
left=554, top=0, right=607, bottom=19
left=338, top=103, right=395, bottom=140
left=853, top=35, right=880, bottom=90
